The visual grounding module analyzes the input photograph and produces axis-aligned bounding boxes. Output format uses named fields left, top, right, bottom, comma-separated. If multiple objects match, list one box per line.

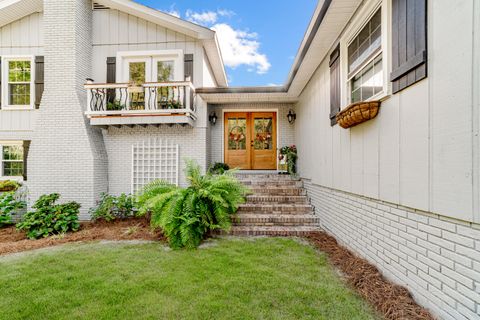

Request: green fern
left=137, top=159, right=249, bottom=249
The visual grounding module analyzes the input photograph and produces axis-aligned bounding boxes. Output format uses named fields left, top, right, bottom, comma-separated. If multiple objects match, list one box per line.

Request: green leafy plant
left=107, top=100, right=125, bottom=111
left=16, top=193, right=81, bottom=239
left=279, top=145, right=298, bottom=174
left=137, top=159, right=249, bottom=249
left=0, top=180, right=21, bottom=192
left=208, top=162, right=230, bottom=175
left=89, top=193, right=137, bottom=222
left=0, top=192, right=26, bottom=227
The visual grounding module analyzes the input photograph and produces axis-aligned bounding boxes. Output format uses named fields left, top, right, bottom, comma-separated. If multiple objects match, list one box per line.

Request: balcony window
left=347, top=8, right=383, bottom=103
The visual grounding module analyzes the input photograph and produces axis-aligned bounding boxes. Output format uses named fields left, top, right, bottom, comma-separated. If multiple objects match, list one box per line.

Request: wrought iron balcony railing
left=84, top=81, right=196, bottom=119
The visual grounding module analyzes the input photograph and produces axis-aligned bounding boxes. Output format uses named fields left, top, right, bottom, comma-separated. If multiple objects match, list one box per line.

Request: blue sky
left=135, top=0, right=317, bottom=86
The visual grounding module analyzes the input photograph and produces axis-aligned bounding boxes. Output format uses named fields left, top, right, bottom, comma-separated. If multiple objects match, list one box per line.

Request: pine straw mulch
left=306, top=231, right=435, bottom=320
left=0, top=218, right=164, bottom=256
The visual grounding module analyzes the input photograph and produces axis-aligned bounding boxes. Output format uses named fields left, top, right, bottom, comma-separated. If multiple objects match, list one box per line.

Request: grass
left=0, top=238, right=378, bottom=320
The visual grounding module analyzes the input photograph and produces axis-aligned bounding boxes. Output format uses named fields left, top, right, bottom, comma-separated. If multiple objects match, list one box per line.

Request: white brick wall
left=304, top=180, right=480, bottom=320
left=103, top=125, right=207, bottom=195
left=208, top=103, right=296, bottom=166
left=27, top=0, right=108, bottom=220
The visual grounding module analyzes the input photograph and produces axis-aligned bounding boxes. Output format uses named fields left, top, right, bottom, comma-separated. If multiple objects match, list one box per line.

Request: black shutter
left=22, top=141, right=30, bottom=181
left=329, top=45, right=340, bottom=126
left=390, top=0, right=427, bottom=93
left=106, top=57, right=116, bottom=83
left=0, top=57, right=2, bottom=109
left=34, top=56, right=44, bottom=109
left=106, top=57, right=116, bottom=104
left=184, top=54, right=194, bottom=82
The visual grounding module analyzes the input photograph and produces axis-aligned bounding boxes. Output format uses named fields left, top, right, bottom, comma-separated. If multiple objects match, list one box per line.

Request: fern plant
left=137, top=159, right=249, bottom=249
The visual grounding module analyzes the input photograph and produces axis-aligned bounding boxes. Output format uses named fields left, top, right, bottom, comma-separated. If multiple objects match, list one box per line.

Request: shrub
left=0, top=180, right=21, bottom=192
left=137, top=159, right=249, bottom=249
left=16, top=193, right=81, bottom=239
left=208, top=162, right=230, bottom=175
left=0, top=192, right=26, bottom=227
left=89, top=193, right=137, bottom=221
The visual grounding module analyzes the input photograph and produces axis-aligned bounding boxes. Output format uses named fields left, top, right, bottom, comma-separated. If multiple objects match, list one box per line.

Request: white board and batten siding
left=92, top=9, right=205, bottom=88
left=0, top=12, right=43, bottom=136
left=295, top=0, right=480, bottom=223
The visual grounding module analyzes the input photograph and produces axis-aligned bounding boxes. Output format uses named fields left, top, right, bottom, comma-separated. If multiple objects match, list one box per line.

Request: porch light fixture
left=287, top=109, right=296, bottom=124
left=209, top=111, right=218, bottom=125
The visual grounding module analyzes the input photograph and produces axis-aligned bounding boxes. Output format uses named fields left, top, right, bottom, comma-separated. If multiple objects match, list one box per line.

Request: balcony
left=84, top=81, right=197, bottom=127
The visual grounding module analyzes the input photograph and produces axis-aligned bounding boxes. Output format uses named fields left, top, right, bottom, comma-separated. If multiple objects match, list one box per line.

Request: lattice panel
left=132, top=139, right=179, bottom=194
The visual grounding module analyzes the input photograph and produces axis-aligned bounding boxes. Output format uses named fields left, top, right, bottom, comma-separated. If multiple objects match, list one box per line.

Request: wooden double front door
left=224, top=112, right=277, bottom=170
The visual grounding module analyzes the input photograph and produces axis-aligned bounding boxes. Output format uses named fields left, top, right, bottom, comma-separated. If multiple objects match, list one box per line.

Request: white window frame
left=1, top=56, right=35, bottom=110
left=116, top=50, right=184, bottom=83
left=340, top=0, right=391, bottom=107
left=0, top=141, right=24, bottom=181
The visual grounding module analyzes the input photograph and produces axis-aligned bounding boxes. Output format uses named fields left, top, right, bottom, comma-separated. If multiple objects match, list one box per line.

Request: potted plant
left=279, top=145, right=297, bottom=175
left=0, top=180, right=21, bottom=192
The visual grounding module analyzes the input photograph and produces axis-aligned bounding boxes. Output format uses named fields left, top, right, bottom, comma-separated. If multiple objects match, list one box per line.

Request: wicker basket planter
left=336, top=101, right=381, bottom=129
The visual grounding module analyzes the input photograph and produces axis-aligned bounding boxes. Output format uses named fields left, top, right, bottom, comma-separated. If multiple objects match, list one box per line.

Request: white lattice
left=131, top=139, right=179, bottom=193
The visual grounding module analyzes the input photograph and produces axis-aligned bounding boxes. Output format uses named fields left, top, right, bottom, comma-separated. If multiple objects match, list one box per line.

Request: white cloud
left=212, top=23, right=271, bottom=74
left=186, top=10, right=218, bottom=25
left=167, top=9, right=181, bottom=18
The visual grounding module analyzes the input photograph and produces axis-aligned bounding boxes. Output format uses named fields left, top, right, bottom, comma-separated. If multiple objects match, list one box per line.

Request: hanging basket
left=336, top=101, right=381, bottom=129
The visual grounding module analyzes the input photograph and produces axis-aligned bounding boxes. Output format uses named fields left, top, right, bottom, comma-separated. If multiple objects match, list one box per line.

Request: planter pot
left=336, top=101, right=381, bottom=129
left=0, top=186, right=17, bottom=192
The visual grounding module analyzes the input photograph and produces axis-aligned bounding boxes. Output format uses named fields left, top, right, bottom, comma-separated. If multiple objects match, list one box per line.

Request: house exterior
left=0, top=0, right=479, bottom=318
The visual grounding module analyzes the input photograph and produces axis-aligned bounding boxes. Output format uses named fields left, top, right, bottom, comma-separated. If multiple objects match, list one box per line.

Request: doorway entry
left=224, top=112, right=277, bottom=170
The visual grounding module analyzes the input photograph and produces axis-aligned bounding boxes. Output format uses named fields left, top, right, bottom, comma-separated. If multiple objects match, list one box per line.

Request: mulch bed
left=0, top=218, right=163, bottom=256
left=306, top=231, right=434, bottom=320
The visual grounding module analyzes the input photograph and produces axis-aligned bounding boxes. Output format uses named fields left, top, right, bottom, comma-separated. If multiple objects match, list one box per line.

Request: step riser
left=238, top=206, right=313, bottom=214
left=227, top=229, right=318, bottom=236
left=250, top=189, right=307, bottom=196
left=246, top=196, right=309, bottom=204
left=241, top=181, right=303, bottom=187
left=233, top=219, right=319, bottom=227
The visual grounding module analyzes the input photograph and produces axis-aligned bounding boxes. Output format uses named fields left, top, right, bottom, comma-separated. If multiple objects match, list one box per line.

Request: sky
left=135, top=0, right=318, bottom=87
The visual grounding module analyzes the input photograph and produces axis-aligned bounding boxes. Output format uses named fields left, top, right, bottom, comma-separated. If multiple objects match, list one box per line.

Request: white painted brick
left=429, top=217, right=457, bottom=232
left=427, top=234, right=455, bottom=251
left=443, top=284, right=476, bottom=312
left=428, top=251, right=454, bottom=269
left=442, top=230, right=476, bottom=248
left=442, top=265, right=474, bottom=288
left=456, top=245, right=480, bottom=263
left=418, top=222, right=442, bottom=237
left=442, top=249, right=472, bottom=268
left=455, top=264, right=480, bottom=284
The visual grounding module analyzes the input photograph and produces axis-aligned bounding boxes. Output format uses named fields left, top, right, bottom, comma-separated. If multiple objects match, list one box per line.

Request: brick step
left=246, top=195, right=310, bottom=204
left=236, top=174, right=300, bottom=181
left=237, top=203, right=313, bottom=214
left=249, top=187, right=306, bottom=196
left=232, top=214, right=319, bottom=226
left=226, top=226, right=319, bottom=236
left=241, top=180, right=303, bottom=187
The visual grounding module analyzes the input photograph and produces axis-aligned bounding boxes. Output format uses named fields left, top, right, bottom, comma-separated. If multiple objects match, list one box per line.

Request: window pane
left=3, top=162, right=24, bottom=177
left=228, top=118, right=247, bottom=150
left=253, top=118, right=273, bottom=150
left=157, top=61, right=175, bottom=82
left=350, top=56, right=383, bottom=103
left=348, top=8, right=382, bottom=73
left=3, top=145, right=23, bottom=161
left=9, top=84, right=31, bottom=105
left=129, top=62, right=146, bottom=84
left=8, top=60, right=31, bottom=83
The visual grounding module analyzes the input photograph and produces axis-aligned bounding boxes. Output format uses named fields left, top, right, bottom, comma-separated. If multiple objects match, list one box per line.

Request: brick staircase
left=229, top=174, right=320, bottom=236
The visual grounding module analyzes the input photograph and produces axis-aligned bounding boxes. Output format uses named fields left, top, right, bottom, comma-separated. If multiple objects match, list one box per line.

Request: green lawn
left=0, top=238, right=378, bottom=320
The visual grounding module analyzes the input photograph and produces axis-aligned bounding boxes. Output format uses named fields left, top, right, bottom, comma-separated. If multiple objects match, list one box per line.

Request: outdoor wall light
left=287, top=109, right=296, bottom=124
left=209, top=111, right=218, bottom=125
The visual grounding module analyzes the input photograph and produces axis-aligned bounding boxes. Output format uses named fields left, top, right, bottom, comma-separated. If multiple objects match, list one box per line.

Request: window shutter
left=184, top=54, right=194, bottom=82
left=22, top=140, right=30, bottom=181
left=329, top=45, right=341, bottom=126
left=106, top=57, right=116, bottom=104
left=390, top=0, right=427, bottom=93
left=35, top=56, right=44, bottom=109
left=106, top=57, right=116, bottom=83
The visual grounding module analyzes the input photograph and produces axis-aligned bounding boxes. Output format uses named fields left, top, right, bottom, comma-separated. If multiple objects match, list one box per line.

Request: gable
left=0, top=12, right=43, bottom=55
